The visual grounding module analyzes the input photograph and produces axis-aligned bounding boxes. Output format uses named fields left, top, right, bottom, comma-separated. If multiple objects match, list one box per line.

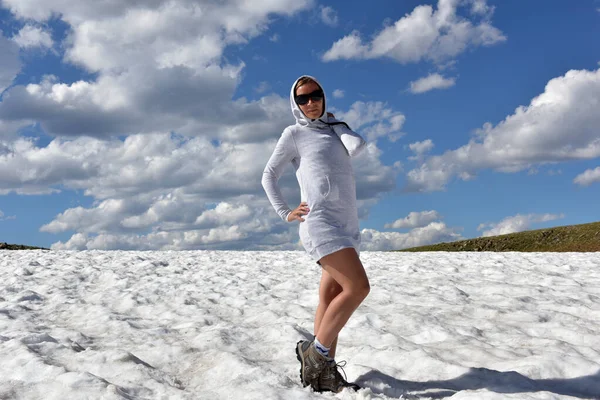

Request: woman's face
left=296, top=81, right=324, bottom=119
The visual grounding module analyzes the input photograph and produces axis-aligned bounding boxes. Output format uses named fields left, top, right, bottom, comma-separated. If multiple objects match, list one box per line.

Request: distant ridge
left=399, top=221, right=600, bottom=252
left=4, top=221, right=600, bottom=252
left=0, top=242, right=49, bottom=250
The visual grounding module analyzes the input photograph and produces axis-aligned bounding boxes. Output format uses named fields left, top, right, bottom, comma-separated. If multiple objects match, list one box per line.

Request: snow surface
left=0, top=250, right=599, bottom=400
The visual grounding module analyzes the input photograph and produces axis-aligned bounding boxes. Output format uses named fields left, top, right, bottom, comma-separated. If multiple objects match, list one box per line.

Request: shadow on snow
left=356, top=368, right=600, bottom=399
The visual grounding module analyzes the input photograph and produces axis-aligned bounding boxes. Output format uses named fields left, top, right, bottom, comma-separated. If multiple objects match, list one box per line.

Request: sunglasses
left=295, top=89, right=324, bottom=106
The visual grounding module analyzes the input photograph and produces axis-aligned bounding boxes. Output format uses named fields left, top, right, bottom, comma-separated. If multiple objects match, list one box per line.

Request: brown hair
left=294, top=76, right=321, bottom=96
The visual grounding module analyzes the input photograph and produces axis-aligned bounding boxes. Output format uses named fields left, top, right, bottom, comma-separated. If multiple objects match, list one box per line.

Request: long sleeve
left=261, top=128, right=298, bottom=222
left=328, top=119, right=367, bottom=157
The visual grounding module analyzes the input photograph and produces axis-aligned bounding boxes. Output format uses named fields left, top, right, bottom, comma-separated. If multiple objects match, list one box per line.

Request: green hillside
left=0, top=242, right=49, bottom=250
left=399, top=221, right=600, bottom=252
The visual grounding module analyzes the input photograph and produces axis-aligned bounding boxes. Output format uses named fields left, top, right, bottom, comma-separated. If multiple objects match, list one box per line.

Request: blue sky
left=0, top=0, right=599, bottom=250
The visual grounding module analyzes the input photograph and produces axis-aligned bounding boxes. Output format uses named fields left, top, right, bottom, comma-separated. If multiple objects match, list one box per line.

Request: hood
left=290, top=75, right=331, bottom=128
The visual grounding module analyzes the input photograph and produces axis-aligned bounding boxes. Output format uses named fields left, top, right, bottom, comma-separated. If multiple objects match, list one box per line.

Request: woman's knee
left=320, top=280, right=342, bottom=304
left=356, top=277, right=370, bottom=300
left=341, top=276, right=369, bottom=303
left=321, top=248, right=370, bottom=299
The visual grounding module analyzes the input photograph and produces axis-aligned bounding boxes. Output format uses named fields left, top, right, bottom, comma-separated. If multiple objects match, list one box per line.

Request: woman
left=261, top=75, right=370, bottom=393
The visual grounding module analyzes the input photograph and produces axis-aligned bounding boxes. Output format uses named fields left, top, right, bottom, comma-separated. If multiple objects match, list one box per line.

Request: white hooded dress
left=261, top=76, right=367, bottom=262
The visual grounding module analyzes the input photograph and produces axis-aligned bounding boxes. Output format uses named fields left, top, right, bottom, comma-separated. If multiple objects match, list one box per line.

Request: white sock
left=313, top=338, right=330, bottom=358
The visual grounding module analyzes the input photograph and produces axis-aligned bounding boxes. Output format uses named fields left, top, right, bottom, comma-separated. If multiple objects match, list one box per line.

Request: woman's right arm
left=261, top=128, right=298, bottom=222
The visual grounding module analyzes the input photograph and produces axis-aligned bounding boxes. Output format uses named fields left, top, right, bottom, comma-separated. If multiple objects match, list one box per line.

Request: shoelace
left=329, top=360, right=349, bottom=383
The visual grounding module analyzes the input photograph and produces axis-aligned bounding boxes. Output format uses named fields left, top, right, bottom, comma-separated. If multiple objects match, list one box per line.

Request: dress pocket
left=320, top=175, right=331, bottom=198
left=305, top=174, right=331, bottom=201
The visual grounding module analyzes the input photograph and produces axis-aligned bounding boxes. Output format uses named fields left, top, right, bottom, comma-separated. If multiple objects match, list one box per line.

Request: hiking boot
left=295, top=340, right=329, bottom=388
left=317, top=360, right=361, bottom=393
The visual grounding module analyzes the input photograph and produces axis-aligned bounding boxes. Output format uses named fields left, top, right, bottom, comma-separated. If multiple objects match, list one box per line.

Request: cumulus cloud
left=409, top=139, right=434, bottom=160
left=363, top=209, right=461, bottom=250
left=409, top=73, right=456, bottom=94
left=361, top=222, right=463, bottom=251
left=50, top=229, right=239, bottom=251
left=332, top=89, right=345, bottom=98
left=322, top=0, right=505, bottom=64
left=352, top=144, right=400, bottom=201
left=255, top=81, right=271, bottom=94
left=0, top=0, right=312, bottom=139
left=0, top=36, right=21, bottom=93
left=0, top=209, right=15, bottom=221
left=405, top=67, right=600, bottom=192
left=385, top=210, right=441, bottom=229
left=320, top=6, right=339, bottom=27
left=574, top=167, right=600, bottom=186
left=0, top=133, right=286, bottom=198
left=12, top=25, right=54, bottom=49
left=0, top=65, right=297, bottom=140
left=477, top=213, right=565, bottom=237
left=334, top=101, right=406, bottom=143
left=2, top=0, right=312, bottom=68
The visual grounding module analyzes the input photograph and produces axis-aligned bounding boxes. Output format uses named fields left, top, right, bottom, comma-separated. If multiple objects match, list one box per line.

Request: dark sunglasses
left=295, top=89, right=324, bottom=106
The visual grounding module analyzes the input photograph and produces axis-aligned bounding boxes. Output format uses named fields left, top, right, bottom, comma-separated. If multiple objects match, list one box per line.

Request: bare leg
left=315, top=248, right=370, bottom=348
left=314, top=270, right=342, bottom=358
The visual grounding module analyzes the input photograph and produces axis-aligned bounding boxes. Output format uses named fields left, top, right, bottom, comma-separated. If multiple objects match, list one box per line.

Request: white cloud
left=51, top=222, right=294, bottom=250
left=323, top=31, right=368, bottom=61
left=255, top=81, right=271, bottom=94
left=41, top=195, right=252, bottom=237
left=409, top=73, right=456, bottom=94
left=332, top=89, right=345, bottom=98
left=365, top=209, right=462, bottom=250
left=269, top=34, right=280, bottom=42
left=361, top=222, right=463, bottom=251
left=322, top=0, right=505, bottom=64
left=384, top=210, right=441, bottom=229
left=409, top=139, right=434, bottom=158
left=51, top=233, right=88, bottom=250
left=0, top=133, right=280, bottom=198
left=0, top=72, right=295, bottom=141
left=0, top=209, right=15, bottom=221
left=0, top=36, right=21, bottom=93
left=352, top=144, right=400, bottom=202
left=405, top=67, right=600, bottom=192
left=478, top=213, right=564, bottom=237
left=12, top=25, right=53, bottom=49
left=320, top=6, right=339, bottom=27
left=470, top=0, right=494, bottom=16
left=194, top=203, right=253, bottom=228
left=547, top=169, right=562, bottom=176
left=574, top=167, right=600, bottom=186
left=42, top=192, right=284, bottom=250
left=0, top=0, right=313, bottom=139
left=2, top=1, right=313, bottom=71
left=334, top=101, right=406, bottom=142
